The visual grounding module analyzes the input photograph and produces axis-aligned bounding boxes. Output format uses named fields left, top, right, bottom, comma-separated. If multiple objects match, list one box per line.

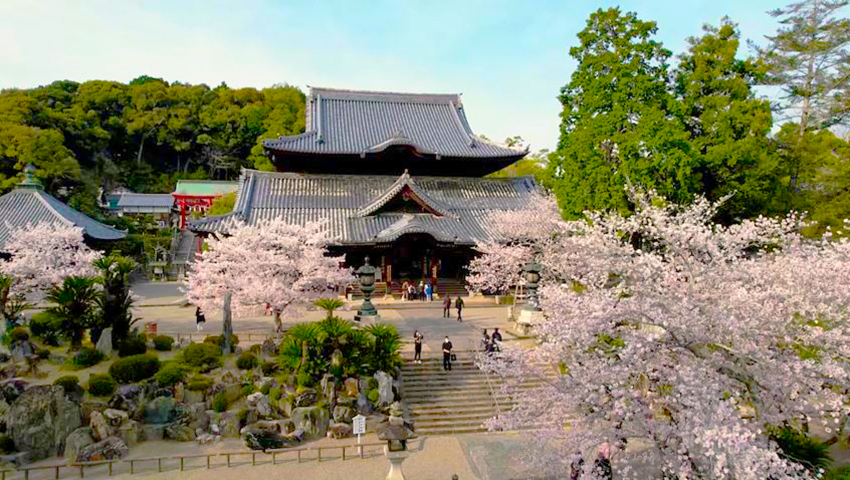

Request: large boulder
left=76, top=436, right=129, bottom=462
left=355, top=392, right=372, bottom=415
left=291, top=406, right=330, bottom=439
left=242, top=421, right=304, bottom=450
left=333, top=405, right=354, bottom=423
left=187, top=403, right=210, bottom=432
left=118, top=420, right=142, bottom=448
left=330, top=422, right=352, bottom=439
left=219, top=371, right=238, bottom=385
left=108, top=385, right=147, bottom=420
left=320, top=374, right=335, bottom=402
left=90, top=411, right=111, bottom=441
left=165, top=424, right=195, bottom=442
left=173, top=383, right=184, bottom=403
left=103, top=409, right=129, bottom=426
left=145, top=397, right=177, bottom=424
left=247, top=392, right=272, bottom=418
left=143, top=424, right=167, bottom=441
left=63, top=427, right=95, bottom=463
left=95, top=327, right=113, bottom=357
left=374, top=371, right=393, bottom=406
left=7, top=385, right=81, bottom=460
left=343, top=378, right=359, bottom=397
left=223, top=384, right=242, bottom=405
left=221, top=410, right=241, bottom=437
left=183, top=388, right=205, bottom=405
left=1, top=378, right=28, bottom=403
left=295, top=388, right=317, bottom=407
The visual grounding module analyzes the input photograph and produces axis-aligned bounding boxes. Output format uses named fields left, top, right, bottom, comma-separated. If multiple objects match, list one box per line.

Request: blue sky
left=0, top=0, right=782, bottom=152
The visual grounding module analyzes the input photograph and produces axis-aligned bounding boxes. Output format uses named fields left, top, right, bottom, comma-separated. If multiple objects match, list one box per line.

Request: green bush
left=212, top=392, right=227, bottom=412
left=204, top=334, right=239, bottom=348
left=236, top=352, right=259, bottom=370
left=367, top=388, right=379, bottom=404
left=53, top=375, right=80, bottom=394
left=367, top=377, right=379, bottom=391
left=295, top=370, right=313, bottom=387
left=261, top=361, right=277, bottom=376
left=771, top=425, right=833, bottom=474
left=0, top=434, right=14, bottom=454
left=154, top=365, right=186, bottom=387
left=186, top=376, right=213, bottom=391
left=70, top=348, right=104, bottom=369
left=269, top=387, right=281, bottom=402
left=36, top=347, right=50, bottom=359
left=9, top=327, right=28, bottom=343
left=109, top=354, right=161, bottom=384
left=824, top=467, right=850, bottom=480
left=29, top=312, right=62, bottom=346
left=249, top=344, right=262, bottom=355
left=118, top=330, right=147, bottom=357
left=260, top=384, right=271, bottom=395
left=87, top=374, right=117, bottom=397
left=152, top=335, right=174, bottom=351
left=241, top=384, right=256, bottom=397
left=180, top=343, right=222, bottom=371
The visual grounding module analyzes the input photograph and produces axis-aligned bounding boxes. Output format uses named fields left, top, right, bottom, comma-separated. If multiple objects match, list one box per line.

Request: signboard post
left=352, top=414, right=366, bottom=458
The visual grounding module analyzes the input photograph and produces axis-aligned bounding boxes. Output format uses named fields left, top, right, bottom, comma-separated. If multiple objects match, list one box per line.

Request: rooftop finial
left=17, top=164, right=43, bottom=190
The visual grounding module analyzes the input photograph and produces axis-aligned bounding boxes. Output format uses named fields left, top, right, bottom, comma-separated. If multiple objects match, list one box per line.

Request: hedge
left=109, top=354, right=161, bottom=384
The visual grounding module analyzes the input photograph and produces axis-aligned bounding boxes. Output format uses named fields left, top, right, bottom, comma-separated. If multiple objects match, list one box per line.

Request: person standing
left=402, top=280, right=410, bottom=301
left=491, top=328, right=502, bottom=353
left=195, top=306, right=206, bottom=331
left=408, top=283, right=415, bottom=301
left=413, top=330, right=424, bottom=364
left=424, top=282, right=433, bottom=302
left=442, top=336, right=453, bottom=371
left=418, top=281, right=425, bottom=302
left=481, top=329, right=491, bottom=353
left=592, top=444, right=612, bottom=480
left=455, top=296, right=464, bottom=322
left=443, top=295, right=452, bottom=318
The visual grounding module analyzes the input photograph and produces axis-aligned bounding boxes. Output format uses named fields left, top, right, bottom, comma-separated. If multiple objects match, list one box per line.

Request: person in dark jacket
left=491, top=328, right=502, bottom=352
left=455, top=297, right=464, bottom=322
left=481, top=329, right=491, bottom=353
left=443, top=295, right=452, bottom=318
left=442, top=336, right=453, bottom=371
left=413, top=330, right=423, bottom=364
left=195, top=306, right=206, bottom=331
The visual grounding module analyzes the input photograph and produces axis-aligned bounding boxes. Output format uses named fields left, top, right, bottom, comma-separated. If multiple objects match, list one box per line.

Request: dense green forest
left=0, top=76, right=305, bottom=217
left=2, top=0, right=849, bottom=238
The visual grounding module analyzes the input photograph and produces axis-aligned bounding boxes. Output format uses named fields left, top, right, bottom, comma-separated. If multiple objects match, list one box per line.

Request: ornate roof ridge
left=238, top=168, right=534, bottom=184
left=356, top=170, right=456, bottom=218
left=309, top=86, right=461, bottom=105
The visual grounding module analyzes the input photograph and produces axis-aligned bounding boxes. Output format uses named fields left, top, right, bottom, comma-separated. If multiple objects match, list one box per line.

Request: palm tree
left=93, top=255, right=137, bottom=348
left=46, top=276, right=99, bottom=350
left=313, top=298, right=346, bottom=318
left=364, top=323, right=402, bottom=372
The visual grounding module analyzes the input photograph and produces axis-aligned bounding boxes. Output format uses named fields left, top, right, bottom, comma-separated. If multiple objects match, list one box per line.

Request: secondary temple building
left=189, top=87, right=537, bottom=295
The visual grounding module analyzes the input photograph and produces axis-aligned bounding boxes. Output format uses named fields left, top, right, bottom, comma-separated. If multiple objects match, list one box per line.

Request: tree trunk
left=222, top=291, right=233, bottom=354
left=273, top=309, right=282, bottom=332
left=136, top=136, right=146, bottom=166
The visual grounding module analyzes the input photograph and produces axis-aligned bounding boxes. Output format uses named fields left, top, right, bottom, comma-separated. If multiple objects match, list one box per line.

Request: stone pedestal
left=384, top=446, right=408, bottom=480
left=354, top=314, right=381, bottom=323
left=515, top=310, right=543, bottom=336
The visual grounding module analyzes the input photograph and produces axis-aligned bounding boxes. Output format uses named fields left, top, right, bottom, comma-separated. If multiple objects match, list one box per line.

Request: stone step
left=410, top=406, right=502, bottom=418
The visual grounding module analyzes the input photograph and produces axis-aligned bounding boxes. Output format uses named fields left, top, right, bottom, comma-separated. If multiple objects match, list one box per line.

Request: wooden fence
left=3, top=442, right=387, bottom=480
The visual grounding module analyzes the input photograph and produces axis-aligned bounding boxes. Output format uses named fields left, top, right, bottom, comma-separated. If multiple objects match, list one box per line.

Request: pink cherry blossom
left=470, top=188, right=850, bottom=479
left=186, top=218, right=354, bottom=329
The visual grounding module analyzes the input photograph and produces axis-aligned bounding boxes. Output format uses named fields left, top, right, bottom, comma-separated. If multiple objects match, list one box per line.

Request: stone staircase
left=401, top=355, right=546, bottom=435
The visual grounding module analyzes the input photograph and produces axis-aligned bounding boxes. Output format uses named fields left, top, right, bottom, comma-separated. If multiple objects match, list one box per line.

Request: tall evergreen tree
left=755, top=0, right=850, bottom=196
left=548, top=8, right=695, bottom=218
left=675, top=19, right=783, bottom=221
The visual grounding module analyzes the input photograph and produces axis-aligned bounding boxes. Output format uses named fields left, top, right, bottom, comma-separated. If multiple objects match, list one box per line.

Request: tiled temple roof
left=263, top=87, right=527, bottom=160
left=0, top=168, right=126, bottom=250
left=189, top=169, right=538, bottom=245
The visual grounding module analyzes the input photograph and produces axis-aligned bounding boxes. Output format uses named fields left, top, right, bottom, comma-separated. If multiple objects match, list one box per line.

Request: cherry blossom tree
left=470, top=189, right=850, bottom=479
left=187, top=218, right=354, bottom=332
left=0, top=222, right=101, bottom=305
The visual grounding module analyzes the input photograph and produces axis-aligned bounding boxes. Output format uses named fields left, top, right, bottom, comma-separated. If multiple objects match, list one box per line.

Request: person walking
left=402, top=280, right=410, bottom=301
left=455, top=296, right=464, bottom=322
left=442, top=336, right=453, bottom=371
left=424, top=282, right=433, bottom=302
left=491, top=328, right=502, bottom=353
left=195, top=306, right=206, bottom=331
left=418, top=281, right=425, bottom=302
left=443, top=295, right=452, bottom=318
left=413, top=330, right=423, bottom=364
left=481, top=329, right=491, bottom=353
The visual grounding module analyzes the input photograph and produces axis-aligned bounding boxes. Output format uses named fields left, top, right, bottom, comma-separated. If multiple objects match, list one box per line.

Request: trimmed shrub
left=260, top=361, right=277, bottom=376
left=87, top=374, right=117, bottom=397
left=180, top=343, right=222, bottom=372
left=154, top=365, right=186, bottom=387
left=203, top=334, right=239, bottom=348
left=0, top=435, right=14, bottom=454
left=152, top=335, right=174, bottom=351
left=53, top=375, right=80, bottom=394
left=367, top=377, right=379, bottom=391
left=249, top=344, right=262, bottom=355
left=241, top=384, right=255, bottom=397
left=186, top=376, right=213, bottom=392
left=9, top=327, right=28, bottom=343
left=29, top=312, right=62, bottom=346
left=236, top=352, right=259, bottom=370
left=212, top=392, right=227, bottom=413
left=70, top=348, right=104, bottom=369
left=109, top=354, right=161, bottom=384
left=367, top=388, right=379, bottom=404
left=118, top=330, right=147, bottom=357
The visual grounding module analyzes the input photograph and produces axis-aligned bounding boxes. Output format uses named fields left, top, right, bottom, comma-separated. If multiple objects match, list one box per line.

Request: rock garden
left=0, top=313, right=407, bottom=468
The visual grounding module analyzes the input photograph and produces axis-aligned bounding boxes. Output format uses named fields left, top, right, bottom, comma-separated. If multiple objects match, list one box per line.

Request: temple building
left=189, top=87, right=537, bottom=295
left=0, top=165, right=126, bottom=253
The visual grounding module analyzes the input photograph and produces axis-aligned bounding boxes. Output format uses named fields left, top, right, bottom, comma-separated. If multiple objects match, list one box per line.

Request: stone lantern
left=516, top=261, right=543, bottom=335
left=379, top=423, right=417, bottom=479
left=354, top=257, right=379, bottom=322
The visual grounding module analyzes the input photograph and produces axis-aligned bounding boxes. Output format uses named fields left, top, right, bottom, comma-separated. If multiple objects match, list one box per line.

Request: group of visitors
left=480, top=328, right=501, bottom=353
left=442, top=294, right=464, bottom=321
left=401, top=280, right=433, bottom=301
